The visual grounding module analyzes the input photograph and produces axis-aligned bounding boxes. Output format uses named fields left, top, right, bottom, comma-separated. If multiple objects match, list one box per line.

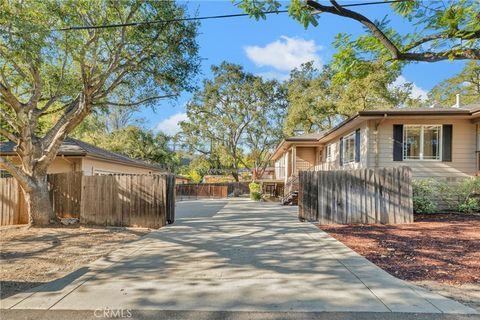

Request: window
left=326, top=143, right=334, bottom=161
left=342, top=132, right=356, bottom=164
left=403, top=125, right=441, bottom=160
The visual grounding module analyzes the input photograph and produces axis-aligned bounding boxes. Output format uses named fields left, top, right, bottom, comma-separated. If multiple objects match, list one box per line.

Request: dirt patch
left=0, top=225, right=149, bottom=299
left=318, top=213, right=480, bottom=310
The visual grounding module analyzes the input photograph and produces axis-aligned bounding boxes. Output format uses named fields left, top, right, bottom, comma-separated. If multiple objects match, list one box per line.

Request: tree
left=284, top=61, right=416, bottom=135
left=179, top=62, right=286, bottom=181
left=284, top=63, right=340, bottom=135
left=0, top=1, right=199, bottom=225
left=238, top=0, right=480, bottom=63
left=429, top=61, right=480, bottom=105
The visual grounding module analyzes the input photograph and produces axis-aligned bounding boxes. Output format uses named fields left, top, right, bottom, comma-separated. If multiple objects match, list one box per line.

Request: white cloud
left=394, top=76, right=429, bottom=101
left=155, top=112, right=188, bottom=136
left=245, top=36, right=322, bottom=72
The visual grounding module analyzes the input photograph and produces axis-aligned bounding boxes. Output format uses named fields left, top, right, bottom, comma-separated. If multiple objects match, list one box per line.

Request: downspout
left=374, top=114, right=388, bottom=167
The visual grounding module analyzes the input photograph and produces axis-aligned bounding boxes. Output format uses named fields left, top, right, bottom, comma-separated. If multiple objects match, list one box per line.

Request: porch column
left=292, top=146, right=296, bottom=175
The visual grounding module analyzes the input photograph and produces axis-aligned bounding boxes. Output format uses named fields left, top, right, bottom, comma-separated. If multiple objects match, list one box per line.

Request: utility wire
left=57, top=0, right=407, bottom=31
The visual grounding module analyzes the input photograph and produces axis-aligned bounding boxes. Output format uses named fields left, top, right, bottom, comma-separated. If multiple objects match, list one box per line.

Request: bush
left=415, top=177, right=480, bottom=214
left=412, top=179, right=437, bottom=214
left=249, top=181, right=262, bottom=201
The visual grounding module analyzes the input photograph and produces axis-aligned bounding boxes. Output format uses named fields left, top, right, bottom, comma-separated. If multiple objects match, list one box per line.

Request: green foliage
left=249, top=181, right=262, bottom=201
left=236, top=0, right=480, bottom=70
left=413, top=178, right=480, bottom=214
left=179, top=62, right=287, bottom=181
left=429, top=61, right=480, bottom=106
left=412, top=179, right=437, bottom=214
left=284, top=61, right=419, bottom=136
left=437, top=178, right=480, bottom=213
left=73, top=120, right=179, bottom=169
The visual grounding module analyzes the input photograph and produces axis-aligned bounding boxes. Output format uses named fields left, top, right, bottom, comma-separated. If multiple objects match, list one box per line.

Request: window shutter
left=355, top=129, right=361, bottom=163
left=393, top=124, right=403, bottom=161
left=442, top=124, right=453, bottom=162
left=339, top=138, right=343, bottom=166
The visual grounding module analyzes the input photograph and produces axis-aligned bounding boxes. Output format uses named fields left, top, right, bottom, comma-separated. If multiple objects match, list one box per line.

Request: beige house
left=1, top=138, right=168, bottom=176
left=272, top=104, right=480, bottom=190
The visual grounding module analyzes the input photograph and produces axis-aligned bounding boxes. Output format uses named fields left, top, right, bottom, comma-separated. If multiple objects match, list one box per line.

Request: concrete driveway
left=1, top=199, right=477, bottom=318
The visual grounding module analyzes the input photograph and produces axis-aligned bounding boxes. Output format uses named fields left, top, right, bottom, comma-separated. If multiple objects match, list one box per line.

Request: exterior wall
left=274, top=156, right=286, bottom=180
left=48, top=157, right=82, bottom=174
left=295, top=147, right=316, bottom=173
left=3, top=156, right=81, bottom=174
left=81, top=157, right=157, bottom=176
left=367, top=118, right=476, bottom=180
left=320, top=122, right=369, bottom=171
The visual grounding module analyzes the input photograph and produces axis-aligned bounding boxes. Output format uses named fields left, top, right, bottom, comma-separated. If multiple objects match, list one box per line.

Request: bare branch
left=0, top=127, right=19, bottom=143
left=0, top=156, right=33, bottom=191
left=306, top=0, right=480, bottom=62
left=0, top=81, right=22, bottom=111
left=0, top=108, right=19, bottom=130
left=95, top=94, right=178, bottom=107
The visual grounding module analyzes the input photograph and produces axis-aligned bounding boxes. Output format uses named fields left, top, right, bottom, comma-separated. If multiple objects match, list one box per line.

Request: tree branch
left=95, top=94, right=178, bottom=107
left=0, top=127, right=19, bottom=143
left=0, top=155, right=33, bottom=191
left=306, top=0, right=480, bottom=62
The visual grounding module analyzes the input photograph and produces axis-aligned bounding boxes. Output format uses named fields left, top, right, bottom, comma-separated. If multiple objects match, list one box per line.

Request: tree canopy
left=179, top=62, right=287, bottom=181
left=237, top=0, right=480, bottom=67
left=284, top=61, right=418, bottom=136
left=429, top=61, right=480, bottom=105
left=0, top=0, right=199, bottom=224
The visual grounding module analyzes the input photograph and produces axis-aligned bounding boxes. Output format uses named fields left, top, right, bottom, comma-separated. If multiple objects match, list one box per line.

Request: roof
left=270, top=103, right=480, bottom=161
left=285, top=132, right=325, bottom=141
left=0, top=137, right=167, bottom=172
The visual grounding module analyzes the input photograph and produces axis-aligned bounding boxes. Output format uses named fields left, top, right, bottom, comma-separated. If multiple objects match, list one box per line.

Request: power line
left=57, top=0, right=407, bottom=31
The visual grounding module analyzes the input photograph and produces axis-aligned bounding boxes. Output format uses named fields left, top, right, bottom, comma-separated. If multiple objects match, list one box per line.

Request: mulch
left=318, top=213, right=480, bottom=285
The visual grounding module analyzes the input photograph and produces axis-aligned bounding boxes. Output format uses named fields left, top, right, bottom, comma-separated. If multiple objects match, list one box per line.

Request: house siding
left=320, top=122, right=369, bottom=171
left=295, top=147, right=316, bottom=173
left=368, top=118, right=476, bottom=180
left=81, top=158, right=158, bottom=176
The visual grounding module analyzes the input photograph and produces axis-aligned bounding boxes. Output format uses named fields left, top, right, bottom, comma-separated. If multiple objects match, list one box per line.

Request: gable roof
left=0, top=137, right=167, bottom=172
left=271, top=103, right=480, bottom=161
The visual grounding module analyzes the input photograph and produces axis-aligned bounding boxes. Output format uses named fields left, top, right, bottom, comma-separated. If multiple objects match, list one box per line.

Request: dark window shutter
left=393, top=124, right=403, bottom=161
left=442, top=124, right=452, bottom=162
left=339, top=138, right=343, bottom=166
left=355, top=128, right=361, bottom=163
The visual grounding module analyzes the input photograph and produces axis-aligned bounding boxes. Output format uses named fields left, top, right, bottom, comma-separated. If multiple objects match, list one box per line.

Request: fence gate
left=299, top=167, right=413, bottom=224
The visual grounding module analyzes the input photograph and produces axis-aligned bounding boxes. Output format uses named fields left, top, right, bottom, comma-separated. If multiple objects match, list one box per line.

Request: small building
left=1, top=137, right=168, bottom=176
left=271, top=104, right=480, bottom=199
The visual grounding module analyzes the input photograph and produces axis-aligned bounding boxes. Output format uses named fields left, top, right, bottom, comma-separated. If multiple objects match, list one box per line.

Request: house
left=175, top=175, right=191, bottom=184
left=271, top=104, right=480, bottom=200
left=0, top=137, right=168, bottom=176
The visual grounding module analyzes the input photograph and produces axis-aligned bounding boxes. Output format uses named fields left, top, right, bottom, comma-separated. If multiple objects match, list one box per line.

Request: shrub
left=412, top=179, right=437, bottom=214
left=419, top=177, right=480, bottom=214
left=249, top=181, right=262, bottom=201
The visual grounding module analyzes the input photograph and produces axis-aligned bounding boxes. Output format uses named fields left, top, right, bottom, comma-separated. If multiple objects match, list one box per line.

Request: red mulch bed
left=318, top=213, right=480, bottom=285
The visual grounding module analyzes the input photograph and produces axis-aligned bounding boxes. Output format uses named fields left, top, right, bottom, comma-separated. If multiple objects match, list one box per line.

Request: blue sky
left=147, top=1, right=467, bottom=135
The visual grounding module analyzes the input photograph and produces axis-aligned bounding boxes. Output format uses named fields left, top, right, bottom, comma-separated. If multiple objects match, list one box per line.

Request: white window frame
left=403, top=125, right=442, bottom=161
left=342, top=132, right=356, bottom=164
left=326, top=143, right=334, bottom=162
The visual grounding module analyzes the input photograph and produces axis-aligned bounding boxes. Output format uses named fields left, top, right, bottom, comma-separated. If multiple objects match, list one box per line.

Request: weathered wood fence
left=299, top=167, right=413, bottom=224
left=0, top=177, right=27, bottom=225
left=176, top=184, right=228, bottom=201
left=0, top=172, right=175, bottom=228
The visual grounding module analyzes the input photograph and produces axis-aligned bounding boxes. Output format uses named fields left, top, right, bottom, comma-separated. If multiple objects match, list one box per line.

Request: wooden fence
left=0, top=173, right=175, bottom=228
left=299, top=167, right=413, bottom=224
left=0, top=177, right=27, bottom=225
left=176, top=184, right=228, bottom=201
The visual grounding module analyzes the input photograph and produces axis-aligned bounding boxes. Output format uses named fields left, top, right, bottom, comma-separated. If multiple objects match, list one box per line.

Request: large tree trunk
left=22, top=175, right=55, bottom=225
